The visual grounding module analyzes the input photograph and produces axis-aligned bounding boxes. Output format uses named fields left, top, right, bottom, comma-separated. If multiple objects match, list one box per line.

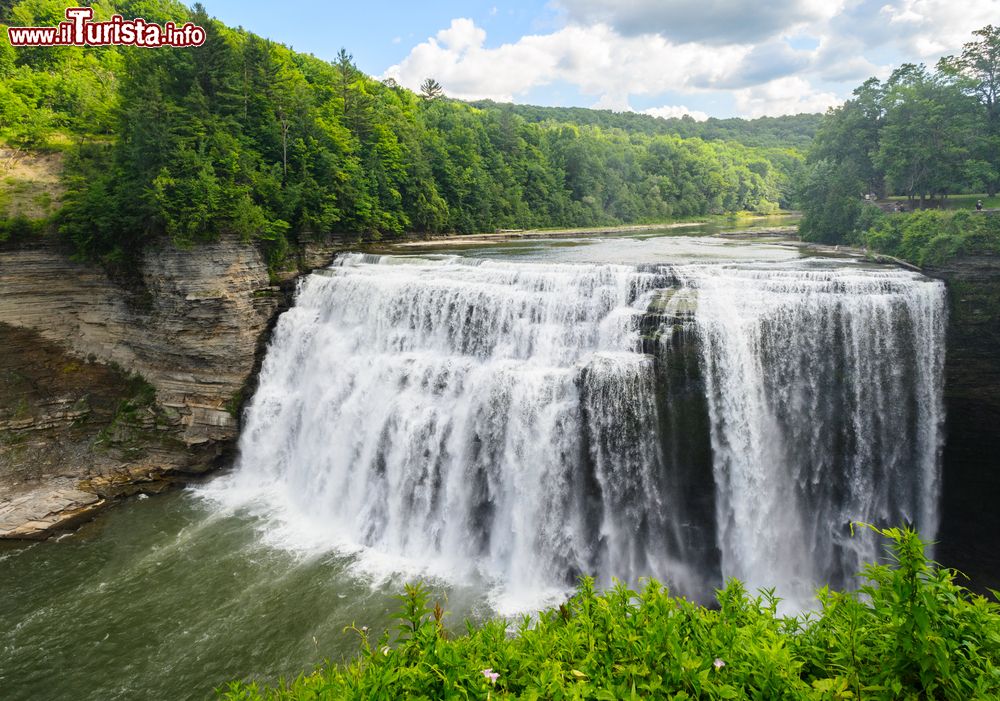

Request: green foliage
left=469, top=101, right=824, bottom=150
left=221, top=527, right=1000, bottom=700
left=862, top=210, right=1000, bottom=265
left=0, top=213, right=47, bottom=243
left=876, top=64, right=981, bottom=200
left=800, top=25, right=1000, bottom=245
left=797, top=159, right=865, bottom=244
left=3, top=0, right=806, bottom=272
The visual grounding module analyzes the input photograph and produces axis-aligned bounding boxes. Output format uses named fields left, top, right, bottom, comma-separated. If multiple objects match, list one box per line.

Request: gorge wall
left=0, top=235, right=339, bottom=536
left=927, top=256, right=1000, bottom=593
left=0, top=236, right=280, bottom=449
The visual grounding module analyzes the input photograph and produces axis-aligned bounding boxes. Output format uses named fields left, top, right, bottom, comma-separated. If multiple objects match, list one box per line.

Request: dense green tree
left=876, top=64, right=978, bottom=201
left=939, top=25, right=1000, bottom=195
left=812, top=78, right=885, bottom=197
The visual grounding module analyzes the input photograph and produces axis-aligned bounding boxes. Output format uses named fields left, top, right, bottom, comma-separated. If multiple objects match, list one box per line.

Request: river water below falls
left=0, top=227, right=947, bottom=700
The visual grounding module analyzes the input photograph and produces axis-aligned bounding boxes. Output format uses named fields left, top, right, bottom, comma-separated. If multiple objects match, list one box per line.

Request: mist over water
left=209, top=252, right=947, bottom=612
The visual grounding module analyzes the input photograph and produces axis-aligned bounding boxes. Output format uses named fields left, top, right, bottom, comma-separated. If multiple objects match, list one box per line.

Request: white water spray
left=675, top=263, right=946, bottom=604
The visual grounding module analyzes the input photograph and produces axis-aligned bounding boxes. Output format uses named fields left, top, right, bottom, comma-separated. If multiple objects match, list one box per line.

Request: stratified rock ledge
left=0, top=234, right=344, bottom=540
left=0, top=484, right=105, bottom=540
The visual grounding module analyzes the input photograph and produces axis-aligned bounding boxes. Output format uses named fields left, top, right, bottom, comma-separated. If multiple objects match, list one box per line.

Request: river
left=0, top=220, right=948, bottom=700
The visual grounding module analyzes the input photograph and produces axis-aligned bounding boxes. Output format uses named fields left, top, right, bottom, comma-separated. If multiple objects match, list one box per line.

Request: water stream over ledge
left=206, top=251, right=945, bottom=615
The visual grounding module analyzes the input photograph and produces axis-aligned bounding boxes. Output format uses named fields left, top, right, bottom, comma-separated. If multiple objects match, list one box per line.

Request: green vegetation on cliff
left=1, top=0, right=811, bottom=269
left=222, top=527, right=1000, bottom=700
left=860, top=209, right=1000, bottom=266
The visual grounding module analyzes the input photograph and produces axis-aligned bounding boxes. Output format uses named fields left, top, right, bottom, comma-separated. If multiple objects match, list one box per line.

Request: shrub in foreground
left=221, top=526, right=1000, bottom=700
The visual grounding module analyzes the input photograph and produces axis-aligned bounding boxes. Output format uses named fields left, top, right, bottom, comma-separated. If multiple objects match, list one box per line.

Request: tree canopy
left=798, top=24, right=1000, bottom=244
left=1, top=0, right=811, bottom=269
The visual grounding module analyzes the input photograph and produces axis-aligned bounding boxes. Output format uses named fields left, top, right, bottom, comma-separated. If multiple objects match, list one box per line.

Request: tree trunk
left=279, top=110, right=288, bottom=179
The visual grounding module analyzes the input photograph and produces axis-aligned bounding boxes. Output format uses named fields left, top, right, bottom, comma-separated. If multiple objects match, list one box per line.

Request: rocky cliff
left=0, top=236, right=284, bottom=448
left=0, top=235, right=340, bottom=537
left=926, top=256, right=1000, bottom=594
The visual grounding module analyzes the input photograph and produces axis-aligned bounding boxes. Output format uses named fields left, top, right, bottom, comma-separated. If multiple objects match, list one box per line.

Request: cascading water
left=674, top=264, right=946, bottom=604
left=212, top=252, right=946, bottom=611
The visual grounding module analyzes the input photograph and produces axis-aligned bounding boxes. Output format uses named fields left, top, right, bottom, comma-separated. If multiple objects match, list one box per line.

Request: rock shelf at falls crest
left=206, top=252, right=947, bottom=613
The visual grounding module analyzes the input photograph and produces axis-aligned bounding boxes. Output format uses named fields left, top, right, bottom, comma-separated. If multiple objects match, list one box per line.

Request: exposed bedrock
left=926, top=256, right=1000, bottom=593
left=0, top=235, right=341, bottom=536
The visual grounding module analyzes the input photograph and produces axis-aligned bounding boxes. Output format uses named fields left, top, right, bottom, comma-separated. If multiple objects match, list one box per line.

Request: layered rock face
left=927, top=257, right=1000, bottom=593
left=0, top=236, right=284, bottom=452
left=0, top=323, right=184, bottom=537
left=0, top=235, right=321, bottom=536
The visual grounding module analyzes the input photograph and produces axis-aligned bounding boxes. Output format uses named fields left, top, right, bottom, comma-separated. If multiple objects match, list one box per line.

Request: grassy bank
left=885, top=195, right=1000, bottom=211
left=221, top=526, right=1000, bottom=700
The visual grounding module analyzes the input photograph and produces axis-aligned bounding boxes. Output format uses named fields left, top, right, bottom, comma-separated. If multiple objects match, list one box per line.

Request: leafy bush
left=862, top=210, right=1000, bottom=265
left=220, top=526, right=1000, bottom=700
left=0, top=214, right=47, bottom=243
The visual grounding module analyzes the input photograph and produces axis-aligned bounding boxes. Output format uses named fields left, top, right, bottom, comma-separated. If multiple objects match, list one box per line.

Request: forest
left=5, top=1, right=997, bottom=266
left=468, top=101, right=822, bottom=150
left=0, top=0, right=812, bottom=271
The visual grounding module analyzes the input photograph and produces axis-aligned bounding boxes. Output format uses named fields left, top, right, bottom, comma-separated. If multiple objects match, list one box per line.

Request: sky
left=197, top=0, right=1000, bottom=120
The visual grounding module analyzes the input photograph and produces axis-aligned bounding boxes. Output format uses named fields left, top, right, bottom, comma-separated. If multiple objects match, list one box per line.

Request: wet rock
left=925, top=256, right=1000, bottom=593
left=0, top=484, right=105, bottom=539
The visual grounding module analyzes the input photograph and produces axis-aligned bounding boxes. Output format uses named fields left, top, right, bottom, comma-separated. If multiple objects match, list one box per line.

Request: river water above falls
left=0, top=227, right=948, bottom=700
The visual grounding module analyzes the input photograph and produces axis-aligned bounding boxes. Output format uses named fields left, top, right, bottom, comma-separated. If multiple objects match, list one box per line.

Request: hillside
left=469, top=101, right=823, bottom=150
left=1, top=0, right=807, bottom=271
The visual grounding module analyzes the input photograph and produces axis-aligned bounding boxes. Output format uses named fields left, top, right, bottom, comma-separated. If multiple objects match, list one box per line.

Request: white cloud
left=383, top=19, right=748, bottom=103
left=642, top=105, right=710, bottom=121
left=881, top=4, right=923, bottom=24
left=828, top=0, right=1000, bottom=62
left=591, top=92, right=632, bottom=111
left=436, top=17, right=486, bottom=53
left=810, top=36, right=884, bottom=83
left=733, top=77, right=841, bottom=117
left=382, top=1, right=1000, bottom=118
left=707, top=40, right=813, bottom=88
left=556, top=0, right=845, bottom=45
left=887, top=0, right=999, bottom=60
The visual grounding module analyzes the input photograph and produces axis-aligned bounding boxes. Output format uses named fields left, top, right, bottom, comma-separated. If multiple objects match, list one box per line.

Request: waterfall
left=213, top=253, right=946, bottom=611
left=674, top=264, right=946, bottom=604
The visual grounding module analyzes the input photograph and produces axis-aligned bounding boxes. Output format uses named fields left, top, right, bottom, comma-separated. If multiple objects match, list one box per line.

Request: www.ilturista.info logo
left=7, top=7, right=206, bottom=47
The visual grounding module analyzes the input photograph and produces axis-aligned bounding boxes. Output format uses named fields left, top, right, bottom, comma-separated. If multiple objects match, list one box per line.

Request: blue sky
left=198, top=0, right=999, bottom=119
